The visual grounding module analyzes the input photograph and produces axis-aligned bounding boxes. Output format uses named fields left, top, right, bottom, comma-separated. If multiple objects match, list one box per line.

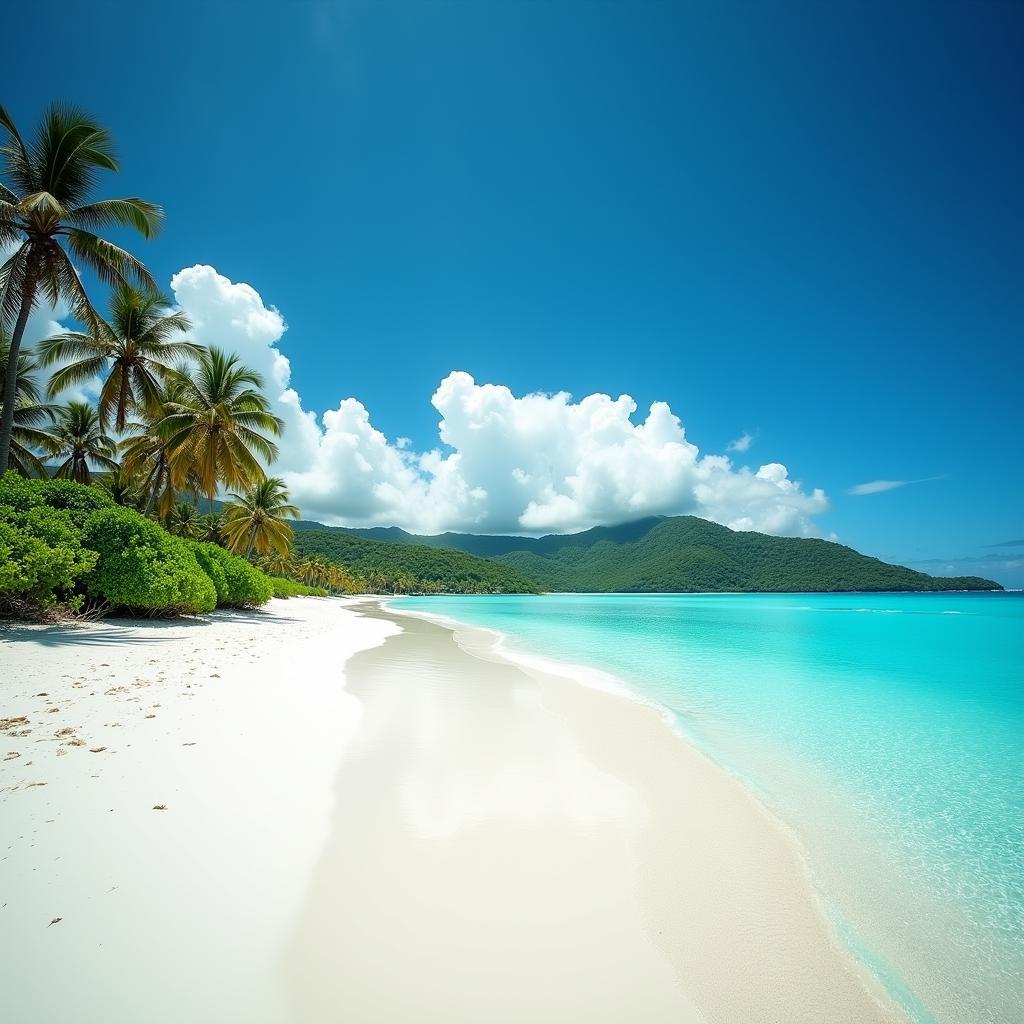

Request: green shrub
left=0, top=472, right=97, bottom=608
left=34, top=478, right=114, bottom=514
left=270, top=576, right=327, bottom=598
left=191, top=542, right=273, bottom=608
left=81, top=505, right=217, bottom=615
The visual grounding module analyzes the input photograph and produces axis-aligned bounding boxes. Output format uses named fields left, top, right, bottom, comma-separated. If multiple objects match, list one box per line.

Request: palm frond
left=45, top=354, right=107, bottom=398
left=65, top=229, right=156, bottom=292
left=68, top=197, right=163, bottom=238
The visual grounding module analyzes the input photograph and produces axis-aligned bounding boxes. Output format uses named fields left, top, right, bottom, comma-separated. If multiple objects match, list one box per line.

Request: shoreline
left=2, top=595, right=906, bottom=1022
left=385, top=598, right=923, bottom=1018
left=292, top=598, right=902, bottom=1022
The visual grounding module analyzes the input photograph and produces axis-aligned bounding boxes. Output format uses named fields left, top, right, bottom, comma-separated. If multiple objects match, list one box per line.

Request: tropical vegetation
left=0, top=102, right=161, bottom=474
left=349, top=516, right=1001, bottom=593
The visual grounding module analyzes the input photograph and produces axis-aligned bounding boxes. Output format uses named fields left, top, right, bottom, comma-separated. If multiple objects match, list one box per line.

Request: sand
left=1, top=596, right=904, bottom=1023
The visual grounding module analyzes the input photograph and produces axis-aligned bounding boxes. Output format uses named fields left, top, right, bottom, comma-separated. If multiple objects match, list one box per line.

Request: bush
left=0, top=473, right=97, bottom=609
left=270, top=576, right=328, bottom=598
left=34, top=478, right=114, bottom=513
left=191, top=542, right=273, bottom=608
left=81, top=505, right=217, bottom=615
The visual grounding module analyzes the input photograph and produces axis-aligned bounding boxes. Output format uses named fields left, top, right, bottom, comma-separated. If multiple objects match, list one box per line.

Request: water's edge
left=383, top=597, right=927, bottom=1022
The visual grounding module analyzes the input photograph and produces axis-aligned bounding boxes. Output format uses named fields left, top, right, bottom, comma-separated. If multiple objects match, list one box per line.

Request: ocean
left=390, top=592, right=1024, bottom=1024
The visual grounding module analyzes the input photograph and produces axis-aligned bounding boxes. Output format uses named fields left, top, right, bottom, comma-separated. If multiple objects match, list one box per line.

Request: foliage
left=118, top=379, right=183, bottom=517
left=33, top=476, right=114, bottom=512
left=80, top=504, right=217, bottom=614
left=0, top=335, right=56, bottom=477
left=0, top=472, right=97, bottom=609
left=474, top=517, right=1002, bottom=593
left=39, top=282, right=201, bottom=430
left=269, top=576, right=328, bottom=598
left=157, top=347, right=283, bottom=499
left=221, top=476, right=298, bottom=557
left=0, top=102, right=161, bottom=474
left=293, top=529, right=541, bottom=594
left=46, top=400, right=119, bottom=483
left=167, top=500, right=202, bottom=538
left=190, top=541, right=273, bottom=608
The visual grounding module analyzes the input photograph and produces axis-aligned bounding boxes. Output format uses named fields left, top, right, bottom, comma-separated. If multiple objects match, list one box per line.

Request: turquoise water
left=391, top=592, right=1024, bottom=1024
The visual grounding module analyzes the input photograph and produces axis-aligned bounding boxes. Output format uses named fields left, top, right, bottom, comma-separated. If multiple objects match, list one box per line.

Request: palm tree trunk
left=0, top=261, right=39, bottom=475
left=116, top=366, right=130, bottom=433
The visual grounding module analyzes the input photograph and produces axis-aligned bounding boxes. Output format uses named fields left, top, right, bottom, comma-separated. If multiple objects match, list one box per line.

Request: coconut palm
left=167, top=501, right=202, bottom=539
left=157, top=347, right=283, bottom=500
left=0, top=102, right=161, bottom=473
left=97, top=465, right=140, bottom=507
left=118, top=377, right=185, bottom=517
left=196, top=513, right=224, bottom=545
left=222, top=477, right=299, bottom=557
left=0, top=335, right=55, bottom=476
left=39, top=284, right=200, bottom=431
left=259, top=550, right=293, bottom=577
left=46, top=400, right=118, bottom=484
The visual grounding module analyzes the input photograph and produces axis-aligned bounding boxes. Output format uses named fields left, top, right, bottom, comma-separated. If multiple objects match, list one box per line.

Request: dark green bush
left=191, top=542, right=273, bottom=608
left=0, top=472, right=97, bottom=608
left=81, top=505, right=217, bottom=615
left=270, top=576, right=328, bottom=598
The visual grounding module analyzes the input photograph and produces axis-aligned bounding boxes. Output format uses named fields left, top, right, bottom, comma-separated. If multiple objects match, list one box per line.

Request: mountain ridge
left=293, top=515, right=1002, bottom=593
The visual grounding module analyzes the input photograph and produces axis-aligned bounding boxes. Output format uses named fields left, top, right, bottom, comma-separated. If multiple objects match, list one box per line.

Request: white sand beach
left=1, top=597, right=902, bottom=1023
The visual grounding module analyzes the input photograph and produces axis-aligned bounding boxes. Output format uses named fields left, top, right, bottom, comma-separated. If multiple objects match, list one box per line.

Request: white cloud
left=848, top=475, right=946, bottom=496
left=169, top=264, right=830, bottom=537
left=726, top=431, right=754, bottom=453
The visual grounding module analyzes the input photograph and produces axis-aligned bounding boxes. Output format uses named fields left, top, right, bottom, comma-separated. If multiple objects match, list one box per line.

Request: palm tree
left=221, top=476, right=299, bottom=557
left=46, top=400, right=118, bottom=484
left=259, top=549, right=294, bottom=577
left=157, top=347, right=283, bottom=501
left=0, top=335, right=55, bottom=476
left=118, top=377, right=185, bottom=518
left=0, top=102, right=161, bottom=473
left=167, top=501, right=202, bottom=539
left=196, top=512, right=224, bottom=545
left=98, top=465, right=139, bottom=507
left=39, top=284, right=200, bottom=431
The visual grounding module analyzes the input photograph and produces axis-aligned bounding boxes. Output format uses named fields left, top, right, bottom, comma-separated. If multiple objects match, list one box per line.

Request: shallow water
left=392, top=592, right=1024, bottom=1024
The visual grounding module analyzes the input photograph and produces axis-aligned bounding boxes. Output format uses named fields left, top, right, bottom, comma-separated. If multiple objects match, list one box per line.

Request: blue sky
left=5, top=1, right=1023, bottom=583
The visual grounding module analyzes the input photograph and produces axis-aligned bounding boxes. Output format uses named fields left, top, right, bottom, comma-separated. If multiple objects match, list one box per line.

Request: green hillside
left=292, top=529, right=540, bottom=594
left=316, top=516, right=999, bottom=593
left=496, top=518, right=1001, bottom=592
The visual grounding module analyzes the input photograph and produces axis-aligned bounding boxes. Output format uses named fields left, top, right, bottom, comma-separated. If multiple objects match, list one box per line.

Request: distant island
left=294, top=515, right=1002, bottom=593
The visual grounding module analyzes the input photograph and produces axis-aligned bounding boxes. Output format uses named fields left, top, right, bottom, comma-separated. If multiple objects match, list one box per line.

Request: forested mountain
left=291, top=529, right=540, bottom=594
left=296, top=516, right=1000, bottom=593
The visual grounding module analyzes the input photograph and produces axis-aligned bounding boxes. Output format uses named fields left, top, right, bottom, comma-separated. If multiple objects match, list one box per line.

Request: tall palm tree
left=38, top=283, right=200, bottom=431
left=221, top=477, right=299, bottom=557
left=158, top=347, right=283, bottom=500
left=0, top=335, right=55, bottom=476
left=46, top=400, right=118, bottom=484
left=0, top=102, right=161, bottom=473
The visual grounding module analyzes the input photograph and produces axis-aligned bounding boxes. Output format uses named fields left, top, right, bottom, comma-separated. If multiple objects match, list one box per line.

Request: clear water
left=391, top=592, right=1024, bottom=1024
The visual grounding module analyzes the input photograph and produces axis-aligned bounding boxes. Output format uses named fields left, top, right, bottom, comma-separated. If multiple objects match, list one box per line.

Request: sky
left=4, top=1, right=1022, bottom=584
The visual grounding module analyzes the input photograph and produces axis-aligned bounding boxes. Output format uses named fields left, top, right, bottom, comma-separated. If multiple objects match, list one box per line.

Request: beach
left=1, top=596, right=901, bottom=1023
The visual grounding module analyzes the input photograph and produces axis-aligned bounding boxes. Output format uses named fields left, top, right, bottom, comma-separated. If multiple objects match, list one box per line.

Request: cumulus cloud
left=169, top=264, right=830, bottom=537
left=726, top=431, right=754, bottom=453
